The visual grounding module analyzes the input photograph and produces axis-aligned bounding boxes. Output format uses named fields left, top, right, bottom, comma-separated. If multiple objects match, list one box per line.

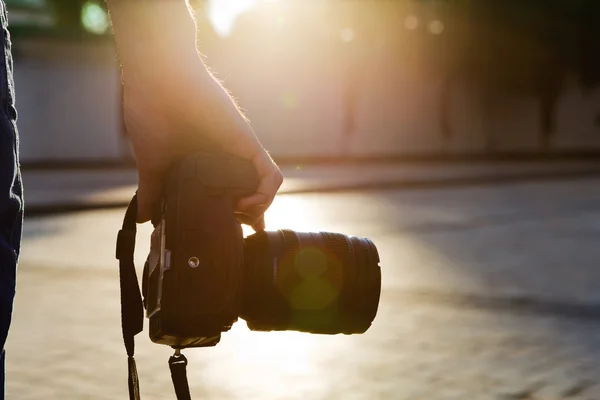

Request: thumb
left=136, top=169, right=165, bottom=223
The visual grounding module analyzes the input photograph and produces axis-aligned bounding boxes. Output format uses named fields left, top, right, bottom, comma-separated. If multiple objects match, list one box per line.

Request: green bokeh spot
left=81, top=1, right=109, bottom=35
left=290, top=277, right=338, bottom=310
left=281, top=93, right=299, bottom=110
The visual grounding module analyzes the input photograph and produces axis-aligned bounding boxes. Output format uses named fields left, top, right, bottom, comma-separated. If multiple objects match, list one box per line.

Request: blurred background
left=6, top=0, right=600, bottom=163
left=6, top=1, right=600, bottom=399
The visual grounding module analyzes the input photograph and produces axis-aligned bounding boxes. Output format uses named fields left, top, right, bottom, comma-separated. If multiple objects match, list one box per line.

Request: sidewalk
left=22, top=159, right=600, bottom=215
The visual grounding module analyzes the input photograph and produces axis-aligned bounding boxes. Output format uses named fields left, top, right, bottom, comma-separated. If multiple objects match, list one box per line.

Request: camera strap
left=169, top=351, right=191, bottom=400
left=116, top=194, right=194, bottom=400
left=116, top=194, right=144, bottom=400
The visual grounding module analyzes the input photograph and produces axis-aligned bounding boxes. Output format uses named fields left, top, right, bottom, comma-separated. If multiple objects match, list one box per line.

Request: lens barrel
left=241, top=230, right=381, bottom=334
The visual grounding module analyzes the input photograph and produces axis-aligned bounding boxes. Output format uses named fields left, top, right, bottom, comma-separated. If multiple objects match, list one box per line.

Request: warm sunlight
left=193, top=318, right=345, bottom=398
left=206, top=0, right=282, bottom=37
left=242, top=195, right=327, bottom=237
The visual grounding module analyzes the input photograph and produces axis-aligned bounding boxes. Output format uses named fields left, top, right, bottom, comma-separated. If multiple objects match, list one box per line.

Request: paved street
left=6, top=178, right=600, bottom=399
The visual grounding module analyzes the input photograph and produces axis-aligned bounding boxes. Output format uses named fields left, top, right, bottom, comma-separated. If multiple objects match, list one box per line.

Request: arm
left=105, top=0, right=282, bottom=229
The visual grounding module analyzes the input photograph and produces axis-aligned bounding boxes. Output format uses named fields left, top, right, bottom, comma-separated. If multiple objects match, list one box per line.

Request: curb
left=20, top=150, right=600, bottom=171
left=279, top=168, right=600, bottom=195
left=25, top=167, right=600, bottom=217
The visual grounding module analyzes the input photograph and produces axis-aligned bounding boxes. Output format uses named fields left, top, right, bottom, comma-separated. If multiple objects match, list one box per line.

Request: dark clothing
left=0, top=1, right=24, bottom=398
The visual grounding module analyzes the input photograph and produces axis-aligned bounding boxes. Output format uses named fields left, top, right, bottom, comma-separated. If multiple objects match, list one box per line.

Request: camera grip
left=173, top=151, right=259, bottom=198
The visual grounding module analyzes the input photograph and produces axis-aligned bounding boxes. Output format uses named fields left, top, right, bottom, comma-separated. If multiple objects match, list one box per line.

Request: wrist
left=120, top=50, right=206, bottom=92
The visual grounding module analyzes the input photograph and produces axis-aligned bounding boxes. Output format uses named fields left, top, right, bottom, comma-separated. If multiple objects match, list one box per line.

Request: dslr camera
left=116, top=151, right=381, bottom=399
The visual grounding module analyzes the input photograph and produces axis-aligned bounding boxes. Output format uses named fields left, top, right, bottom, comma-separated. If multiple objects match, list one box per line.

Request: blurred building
left=6, top=0, right=600, bottom=165
left=7, top=0, right=126, bottom=164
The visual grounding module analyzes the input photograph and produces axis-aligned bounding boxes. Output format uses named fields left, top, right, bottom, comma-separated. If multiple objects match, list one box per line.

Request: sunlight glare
left=206, top=0, right=282, bottom=37
left=225, top=320, right=319, bottom=375
left=206, top=0, right=257, bottom=37
left=242, top=195, right=325, bottom=237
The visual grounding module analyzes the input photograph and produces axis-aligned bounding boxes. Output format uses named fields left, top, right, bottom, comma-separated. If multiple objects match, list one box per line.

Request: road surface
left=6, top=178, right=600, bottom=399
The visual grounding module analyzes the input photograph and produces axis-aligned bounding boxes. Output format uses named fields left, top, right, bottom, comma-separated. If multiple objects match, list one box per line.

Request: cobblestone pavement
left=6, top=179, right=600, bottom=399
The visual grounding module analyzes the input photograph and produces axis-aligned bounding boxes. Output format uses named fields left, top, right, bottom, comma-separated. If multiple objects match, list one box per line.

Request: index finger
left=236, top=191, right=269, bottom=212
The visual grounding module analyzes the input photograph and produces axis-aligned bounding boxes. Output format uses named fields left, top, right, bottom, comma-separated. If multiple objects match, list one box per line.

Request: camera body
left=143, top=152, right=258, bottom=348
left=142, top=152, right=381, bottom=350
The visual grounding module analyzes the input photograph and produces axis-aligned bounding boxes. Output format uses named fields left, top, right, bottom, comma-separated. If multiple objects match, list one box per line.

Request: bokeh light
left=428, top=20, right=445, bottom=35
left=81, top=1, right=109, bottom=35
left=404, top=15, right=419, bottom=30
left=340, top=27, right=355, bottom=42
left=281, top=92, right=299, bottom=109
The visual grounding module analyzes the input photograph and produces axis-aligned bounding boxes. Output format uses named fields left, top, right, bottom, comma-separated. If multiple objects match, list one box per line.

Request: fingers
left=252, top=215, right=266, bottom=232
left=235, top=153, right=283, bottom=231
left=237, top=192, right=268, bottom=211
left=135, top=144, right=283, bottom=232
left=234, top=212, right=266, bottom=232
left=234, top=211, right=265, bottom=231
left=235, top=195, right=269, bottom=228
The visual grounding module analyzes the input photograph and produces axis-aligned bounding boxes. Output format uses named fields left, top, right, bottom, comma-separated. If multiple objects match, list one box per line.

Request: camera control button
left=188, top=257, right=200, bottom=268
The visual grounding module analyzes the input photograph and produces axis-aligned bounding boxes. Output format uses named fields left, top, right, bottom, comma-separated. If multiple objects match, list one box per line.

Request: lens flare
left=290, top=277, right=338, bottom=310
left=294, top=247, right=328, bottom=278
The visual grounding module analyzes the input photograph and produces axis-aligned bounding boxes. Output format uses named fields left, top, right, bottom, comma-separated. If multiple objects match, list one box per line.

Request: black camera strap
left=169, top=351, right=191, bottom=400
left=116, top=194, right=193, bottom=400
left=116, top=194, right=144, bottom=400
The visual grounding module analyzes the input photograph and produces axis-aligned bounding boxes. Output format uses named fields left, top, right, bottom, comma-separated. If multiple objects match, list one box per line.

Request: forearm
left=105, top=0, right=200, bottom=80
left=106, top=0, right=264, bottom=159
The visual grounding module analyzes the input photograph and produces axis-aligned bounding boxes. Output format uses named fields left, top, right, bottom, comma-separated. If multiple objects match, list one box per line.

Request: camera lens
left=241, top=230, right=381, bottom=334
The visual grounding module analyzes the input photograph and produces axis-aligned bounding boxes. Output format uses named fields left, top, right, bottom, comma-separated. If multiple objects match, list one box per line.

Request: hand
left=235, top=151, right=283, bottom=231
left=122, top=57, right=283, bottom=231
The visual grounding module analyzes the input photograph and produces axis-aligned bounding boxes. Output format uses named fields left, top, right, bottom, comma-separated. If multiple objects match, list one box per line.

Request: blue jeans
left=0, top=1, right=24, bottom=398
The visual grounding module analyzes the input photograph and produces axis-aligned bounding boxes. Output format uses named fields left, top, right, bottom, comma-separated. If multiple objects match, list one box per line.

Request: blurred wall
left=13, top=38, right=125, bottom=163
left=10, top=1, right=600, bottom=163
